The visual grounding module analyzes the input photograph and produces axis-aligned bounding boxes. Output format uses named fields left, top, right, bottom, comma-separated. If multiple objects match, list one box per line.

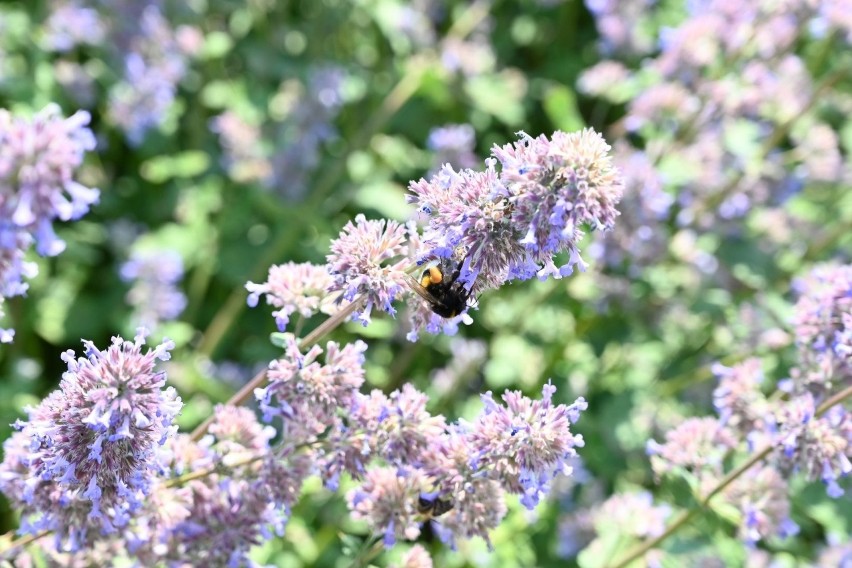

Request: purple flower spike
left=409, top=129, right=623, bottom=296
left=120, top=249, right=187, bottom=328
left=327, top=214, right=412, bottom=324
left=0, top=105, right=98, bottom=253
left=468, top=381, right=587, bottom=509
left=0, top=330, right=180, bottom=549
left=245, top=261, right=336, bottom=331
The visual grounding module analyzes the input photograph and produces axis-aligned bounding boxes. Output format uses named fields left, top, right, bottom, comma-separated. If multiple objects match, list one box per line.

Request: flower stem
left=0, top=530, right=49, bottom=561
left=606, top=383, right=852, bottom=568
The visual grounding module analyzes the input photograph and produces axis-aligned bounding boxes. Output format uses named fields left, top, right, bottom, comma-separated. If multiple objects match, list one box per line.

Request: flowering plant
left=0, top=0, right=850, bottom=567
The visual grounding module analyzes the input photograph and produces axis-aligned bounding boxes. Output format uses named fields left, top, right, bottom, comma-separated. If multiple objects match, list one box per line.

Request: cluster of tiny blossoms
left=0, top=329, right=179, bottom=550
left=558, top=264, right=852, bottom=562
left=411, top=129, right=623, bottom=292
left=790, top=263, right=852, bottom=394
left=119, top=249, right=187, bottom=329
left=632, top=264, right=852, bottom=552
left=211, top=67, right=347, bottom=199
left=247, top=129, right=622, bottom=340
left=343, top=381, right=587, bottom=548
left=240, top=323, right=589, bottom=551
left=578, top=0, right=850, bottom=296
left=0, top=104, right=99, bottom=341
left=107, top=6, right=201, bottom=144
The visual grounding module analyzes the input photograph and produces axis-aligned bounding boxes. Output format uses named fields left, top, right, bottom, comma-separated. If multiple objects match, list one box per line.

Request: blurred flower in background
left=120, top=249, right=187, bottom=329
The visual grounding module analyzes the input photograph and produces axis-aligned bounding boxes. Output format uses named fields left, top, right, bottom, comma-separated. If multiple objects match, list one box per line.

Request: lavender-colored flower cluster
left=326, top=214, right=413, bottom=325
left=42, top=3, right=107, bottom=52
left=635, top=264, right=852, bottom=550
left=188, top=319, right=587, bottom=553
left=724, top=465, right=800, bottom=544
left=245, top=129, right=621, bottom=340
left=579, top=0, right=851, bottom=285
left=120, top=249, right=187, bottom=329
left=411, top=129, right=623, bottom=293
left=107, top=6, right=199, bottom=144
left=790, top=263, right=852, bottom=394
left=139, top=406, right=311, bottom=566
left=646, top=417, right=736, bottom=482
left=0, top=104, right=99, bottom=341
left=426, top=124, right=479, bottom=172
left=0, top=329, right=179, bottom=550
left=342, top=382, right=586, bottom=548
left=257, top=336, right=367, bottom=436
left=246, top=261, right=337, bottom=331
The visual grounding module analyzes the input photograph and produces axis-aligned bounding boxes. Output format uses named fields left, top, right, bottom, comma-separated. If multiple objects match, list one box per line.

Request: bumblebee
left=417, top=493, right=454, bottom=518
left=407, top=257, right=472, bottom=318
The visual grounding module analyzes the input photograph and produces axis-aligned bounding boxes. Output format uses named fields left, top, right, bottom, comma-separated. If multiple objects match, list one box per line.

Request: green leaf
left=543, top=84, right=586, bottom=132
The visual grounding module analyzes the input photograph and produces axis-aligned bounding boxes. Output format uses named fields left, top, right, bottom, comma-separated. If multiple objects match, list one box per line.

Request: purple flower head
left=43, top=4, right=107, bottom=52
left=646, top=417, right=738, bottom=480
left=120, top=249, right=187, bottom=328
left=772, top=393, right=851, bottom=498
left=468, top=381, right=587, bottom=508
left=427, top=124, right=478, bottom=172
left=149, top=411, right=310, bottom=566
left=723, top=465, right=798, bottom=545
left=712, top=359, right=771, bottom=438
left=326, top=214, right=412, bottom=325
left=0, top=104, right=99, bottom=257
left=245, top=262, right=336, bottom=331
left=593, top=491, right=671, bottom=539
left=432, top=477, right=507, bottom=550
left=391, top=544, right=434, bottom=568
left=211, top=111, right=272, bottom=184
left=791, top=263, right=852, bottom=393
left=494, top=129, right=623, bottom=254
left=256, top=336, right=367, bottom=435
left=203, top=405, right=310, bottom=512
left=0, top=329, right=180, bottom=548
left=204, top=405, right=276, bottom=467
left=107, top=7, right=192, bottom=144
left=347, top=466, right=429, bottom=547
left=409, top=163, right=532, bottom=293
left=371, top=384, right=447, bottom=466
left=410, top=129, right=623, bottom=297
left=316, top=389, right=391, bottom=488
left=161, top=475, right=285, bottom=567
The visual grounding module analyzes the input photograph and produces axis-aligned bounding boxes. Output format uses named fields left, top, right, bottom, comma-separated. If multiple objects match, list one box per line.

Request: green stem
left=0, top=530, right=49, bottom=561
left=347, top=534, right=384, bottom=568
left=606, top=383, right=852, bottom=568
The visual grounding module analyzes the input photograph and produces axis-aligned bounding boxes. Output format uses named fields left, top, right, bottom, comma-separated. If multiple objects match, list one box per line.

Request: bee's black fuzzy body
left=417, top=257, right=471, bottom=318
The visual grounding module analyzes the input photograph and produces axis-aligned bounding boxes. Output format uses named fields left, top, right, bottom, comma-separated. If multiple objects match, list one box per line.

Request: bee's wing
left=405, top=274, right=442, bottom=307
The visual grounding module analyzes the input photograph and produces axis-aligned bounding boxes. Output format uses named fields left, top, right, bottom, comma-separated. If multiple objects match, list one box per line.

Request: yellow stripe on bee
left=428, top=266, right=443, bottom=284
